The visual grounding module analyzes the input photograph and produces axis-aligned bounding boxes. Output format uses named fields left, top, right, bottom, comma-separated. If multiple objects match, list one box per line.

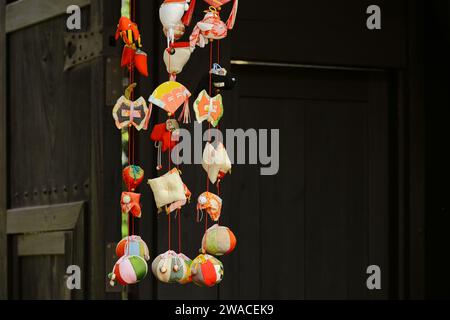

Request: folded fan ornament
left=194, top=90, right=224, bottom=127
left=202, top=142, right=232, bottom=184
left=113, top=96, right=150, bottom=131
left=197, top=192, right=222, bottom=222
left=149, top=81, right=191, bottom=123
left=121, top=192, right=142, bottom=218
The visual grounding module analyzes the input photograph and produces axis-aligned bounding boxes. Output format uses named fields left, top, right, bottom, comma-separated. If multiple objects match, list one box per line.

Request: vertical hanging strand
left=216, top=40, right=221, bottom=227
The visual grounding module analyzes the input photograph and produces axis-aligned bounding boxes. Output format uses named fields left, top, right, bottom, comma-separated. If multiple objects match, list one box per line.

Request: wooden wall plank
left=0, top=0, right=7, bottom=300
left=6, top=0, right=90, bottom=33
left=17, top=232, right=66, bottom=256
left=7, top=202, right=83, bottom=234
left=232, top=0, right=408, bottom=68
left=407, top=0, right=425, bottom=299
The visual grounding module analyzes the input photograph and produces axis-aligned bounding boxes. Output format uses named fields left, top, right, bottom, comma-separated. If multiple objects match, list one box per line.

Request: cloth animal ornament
left=152, top=250, right=189, bottom=283
left=148, top=81, right=191, bottom=123
left=202, top=224, right=236, bottom=256
left=123, top=165, right=144, bottom=192
left=159, top=0, right=196, bottom=47
left=115, top=16, right=148, bottom=77
left=202, top=142, right=232, bottom=184
left=121, top=192, right=142, bottom=218
left=148, top=169, right=188, bottom=213
left=190, top=7, right=229, bottom=48
left=190, top=254, right=224, bottom=287
left=197, top=192, right=222, bottom=222
left=116, top=235, right=150, bottom=261
left=193, top=90, right=223, bottom=127
left=113, top=96, right=150, bottom=131
left=163, top=42, right=193, bottom=81
left=196, top=63, right=237, bottom=96
left=108, top=255, right=148, bottom=286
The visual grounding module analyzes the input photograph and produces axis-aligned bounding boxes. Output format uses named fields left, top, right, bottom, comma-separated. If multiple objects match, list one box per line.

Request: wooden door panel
left=218, top=65, right=390, bottom=299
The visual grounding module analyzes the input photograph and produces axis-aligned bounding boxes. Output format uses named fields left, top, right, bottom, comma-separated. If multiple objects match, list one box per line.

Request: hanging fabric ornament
left=148, top=81, right=191, bottom=123
left=159, top=0, right=196, bottom=47
left=193, top=90, right=224, bottom=127
left=163, top=42, right=193, bottom=81
left=121, top=192, right=142, bottom=218
left=202, top=142, right=232, bottom=184
left=201, top=224, right=236, bottom=256
left=151, top=121, right=180, bottom=171
left=203, top=0, right=238, bottom=29
left=190, top=254, right=224, bottom=287
left=151, top=122, right=179, bottom=153
left=190, top=7, right=228, bottom=48
left=177, top=253, right=193, bottom=284
left=196, top=63, right=237, bottom=96
left=108, top=255, right=148, bottom=286
left=115, top=16, right=149, bottom=77
left=197, top=192, right=222, bottom=222
left=116, top=235, right=150, bottom=261
left=122, top=165, right=145, bottom=191
left=148, top=169, right=190, bottom=213
left=112, top=95, right=150, bottom=131
left=151, top=250, right=187, bottom=283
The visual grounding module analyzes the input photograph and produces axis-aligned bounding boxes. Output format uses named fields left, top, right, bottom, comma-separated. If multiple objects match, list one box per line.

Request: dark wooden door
left=216, top=65, right=391, bottom=299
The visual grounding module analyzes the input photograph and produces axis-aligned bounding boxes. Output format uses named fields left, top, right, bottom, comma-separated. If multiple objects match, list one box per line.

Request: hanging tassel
left=178, top=99, right=191, bottom=124
left=182, top=0, right=196, bottom=26
left=156, top=141, right=163, bottom=171
left=226, top=0, right=238, bottom=30
left=143, top=102, right=152, bottom=130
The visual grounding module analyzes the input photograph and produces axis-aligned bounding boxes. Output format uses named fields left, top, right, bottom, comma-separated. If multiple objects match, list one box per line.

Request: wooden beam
left=6, top=0, right=90, bottom=34
left=6, top=202, right=84, bottom=235
left=17, top=232, right=67, bottom=256
left=0, top=0, right=7, bottom=301
left=89, top=0, right=105, bottom=300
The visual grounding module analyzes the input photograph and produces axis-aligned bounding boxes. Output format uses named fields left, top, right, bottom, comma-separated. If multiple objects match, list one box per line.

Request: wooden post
left=0, top=0, right=7, bottom=300
left=89, top=0, right=105, bottom=299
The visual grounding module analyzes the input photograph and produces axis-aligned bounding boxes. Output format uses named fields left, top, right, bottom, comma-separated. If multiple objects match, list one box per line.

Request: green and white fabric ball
left=108, top=255, right=148, bottom=286
left=202, top=224, right=237, bottom=256
left=152, top=250, right=187, bottom=283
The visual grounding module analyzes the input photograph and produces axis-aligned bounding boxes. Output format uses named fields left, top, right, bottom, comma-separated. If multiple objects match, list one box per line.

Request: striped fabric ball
left=116, top=236, right=150, bottom=261
left=123, top=165, right=145, bottom=192
left=202, top=224, right=236, bottom=256
left=108, top=255, right=148, bottom=286
left=177, top=253, right=193, bottom=285
left=190, top=254, right=224, bottom=287
left=152, top=250, right=187, bottom=283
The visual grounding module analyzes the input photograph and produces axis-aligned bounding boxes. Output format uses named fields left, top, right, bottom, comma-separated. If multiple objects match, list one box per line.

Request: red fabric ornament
left=123, top=165, right=145, bottom=192
left=121, top=192, right=142, bottom=218
left=150, top=123, right=179, bottom=152
left=134, top=50, right=149, bottom=77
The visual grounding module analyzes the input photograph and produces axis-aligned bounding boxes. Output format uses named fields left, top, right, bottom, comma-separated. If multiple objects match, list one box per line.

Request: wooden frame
left=5, top=0, right=90, bottom=34
left=0, top=0, right=7, bottom=301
